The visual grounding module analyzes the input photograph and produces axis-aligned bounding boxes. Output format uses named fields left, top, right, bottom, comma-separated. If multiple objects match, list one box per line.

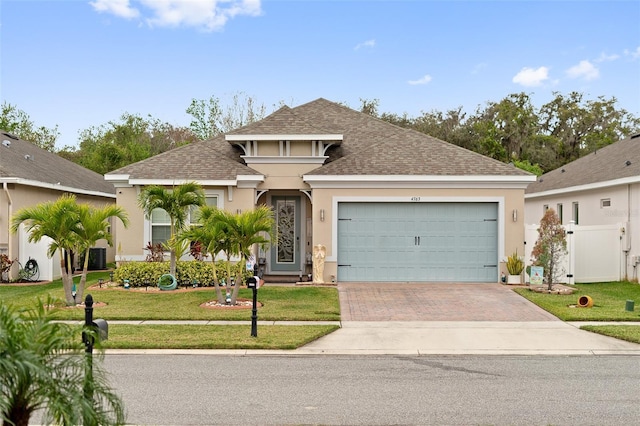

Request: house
left=105, top=98, right=535, bottom=283
left=524, top=133, right=640, bottom=282
left=0, top=131, right=117, bottom=281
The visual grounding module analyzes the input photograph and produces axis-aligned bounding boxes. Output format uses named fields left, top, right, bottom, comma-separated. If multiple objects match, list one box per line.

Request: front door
left=270, top=196, right=301, bottom=273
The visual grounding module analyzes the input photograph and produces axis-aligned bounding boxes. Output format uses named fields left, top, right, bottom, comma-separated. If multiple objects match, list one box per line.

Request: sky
left=1, top=0, right=639, bottom=150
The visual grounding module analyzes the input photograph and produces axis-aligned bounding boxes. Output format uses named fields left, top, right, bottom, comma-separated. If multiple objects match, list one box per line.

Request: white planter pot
left=507, top=274, right=521, bottom=285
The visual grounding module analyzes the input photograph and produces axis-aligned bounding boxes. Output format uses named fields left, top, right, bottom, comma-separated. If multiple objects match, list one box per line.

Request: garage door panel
left=338, top=202, right=498, bottom=282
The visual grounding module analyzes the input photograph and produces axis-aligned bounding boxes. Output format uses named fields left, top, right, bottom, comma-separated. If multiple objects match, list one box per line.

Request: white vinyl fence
left=524, top=222, right=628, bottom=284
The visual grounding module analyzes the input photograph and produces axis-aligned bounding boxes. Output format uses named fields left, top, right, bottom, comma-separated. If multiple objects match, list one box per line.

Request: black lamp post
left=246, top=276, right=259, bottom=337
left=98, top=278, right=104, bottom=288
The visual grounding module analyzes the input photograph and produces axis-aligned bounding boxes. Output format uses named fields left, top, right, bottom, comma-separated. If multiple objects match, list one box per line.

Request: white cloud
left=624, top=46, right=640, bottom=59
left=512, top=66, right=549, bottom=87
left=354, top=39, right=375, bottom=50
left=595, top=52, right=620, bottom=63
left=408, top=74, right=432, bottom=85
left=90, top=0, right=262, bottom=31
left=90, top=0, right=140, bottom=19
left=566, top=60, right=599, bottom=81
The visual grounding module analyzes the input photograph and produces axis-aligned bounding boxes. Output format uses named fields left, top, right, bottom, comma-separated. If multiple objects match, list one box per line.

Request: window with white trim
left=572, top=202, right=579, bottom=224
left=557, top=203, right=563, bottom=224
left=150, top=192, right=222, bottom=245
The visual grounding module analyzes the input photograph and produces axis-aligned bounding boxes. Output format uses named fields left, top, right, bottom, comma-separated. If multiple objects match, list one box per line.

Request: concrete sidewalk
left=101, top=319, right=640, bottom=356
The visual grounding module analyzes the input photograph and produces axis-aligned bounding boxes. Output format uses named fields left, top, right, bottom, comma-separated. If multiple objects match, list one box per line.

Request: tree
left=11, top=195, right=82, bottom=305
left=225, top=206, right=274, bottom=304
left=137, top=182, right=205, bottom=277
left=0, top=300, right=125, bottom=426
left=58, top=113, right=197, bottom=174
left=0, top=102, right=59, bottom=151
left=539, top=92, right=640, bottom=164
left=186, top=92, right=268, bottom=140
left=74, top=203, right=129, bottom=303
left=11, top=195, right=127, bottom=306
left=531, top=208, right=567, bottom=291
left=178, top=206, right=230, bottom=304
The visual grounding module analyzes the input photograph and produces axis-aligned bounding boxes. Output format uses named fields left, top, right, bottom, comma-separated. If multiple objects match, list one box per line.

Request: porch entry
left=270, top=196, right=302, bottom=273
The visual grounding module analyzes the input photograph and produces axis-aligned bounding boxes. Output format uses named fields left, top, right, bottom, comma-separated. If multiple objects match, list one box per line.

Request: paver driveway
left=338, top=283, right=559, bottom=321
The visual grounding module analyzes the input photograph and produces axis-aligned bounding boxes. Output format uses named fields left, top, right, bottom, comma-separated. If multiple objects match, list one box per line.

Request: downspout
left=3, top=182, right=13, bottom=262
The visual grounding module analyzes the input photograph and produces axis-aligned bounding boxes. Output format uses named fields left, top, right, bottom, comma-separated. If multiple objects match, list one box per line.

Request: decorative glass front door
left=271, top=196, right=301, bottom=272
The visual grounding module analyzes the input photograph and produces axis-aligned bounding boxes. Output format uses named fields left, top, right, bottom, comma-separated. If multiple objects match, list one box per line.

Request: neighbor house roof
left=526, top=133, right=640, bottom=196
left=0, top=131, right=116, bottom=196
left=106, top=98, right=534, bottom=182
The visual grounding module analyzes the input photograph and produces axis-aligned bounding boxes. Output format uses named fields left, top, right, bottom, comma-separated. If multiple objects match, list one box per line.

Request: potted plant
left=506, top=251, right=524, bottom=284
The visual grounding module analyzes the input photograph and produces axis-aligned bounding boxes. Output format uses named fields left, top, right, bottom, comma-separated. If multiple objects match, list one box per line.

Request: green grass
left=101, top=324, right=339, bottom=350
left=1, top=271, right=341, bottom=349
left=514, top=281, right=640, bottom=343
left=513, top=281, right=640, bottom=321
left=580, top=325, right=640, bottom=344
left=0, top=272, right=340, bottom=321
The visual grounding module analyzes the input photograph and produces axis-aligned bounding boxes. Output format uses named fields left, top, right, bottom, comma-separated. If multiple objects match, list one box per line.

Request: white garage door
left=337, top=202, right=498, bottom=282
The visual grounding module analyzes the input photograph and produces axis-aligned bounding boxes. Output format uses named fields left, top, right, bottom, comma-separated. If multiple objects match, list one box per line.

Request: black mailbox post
left=246, top=276, right=259, bottom=337
left=83, top=294, right=108, bottom=412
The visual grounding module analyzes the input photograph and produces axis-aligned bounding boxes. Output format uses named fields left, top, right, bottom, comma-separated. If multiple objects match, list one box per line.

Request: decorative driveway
left=338, top=283, right=560, bottom=322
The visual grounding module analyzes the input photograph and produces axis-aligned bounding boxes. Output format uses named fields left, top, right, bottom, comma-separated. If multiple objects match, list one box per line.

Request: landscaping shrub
left=112, top=260, right=255, bottom=287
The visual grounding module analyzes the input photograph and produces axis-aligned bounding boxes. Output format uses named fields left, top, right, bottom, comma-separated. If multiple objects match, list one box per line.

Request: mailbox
left=92, top=319, right=109, bottom=341
left=246, top=276, right=258, bottom=288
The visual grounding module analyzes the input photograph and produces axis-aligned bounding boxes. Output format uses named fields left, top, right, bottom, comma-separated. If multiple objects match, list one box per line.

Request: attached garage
left=337, top=202, right=499, bottom=282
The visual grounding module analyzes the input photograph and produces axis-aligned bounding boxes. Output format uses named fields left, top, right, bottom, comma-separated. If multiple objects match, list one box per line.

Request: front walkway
left=337, top=283, right=559, bottom=321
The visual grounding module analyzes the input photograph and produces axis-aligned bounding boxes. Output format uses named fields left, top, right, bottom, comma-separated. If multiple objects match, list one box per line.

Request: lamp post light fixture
left=109, top=271, right=114, bottom=282
left=144, top=279, right=150, bottom=291
left=98, top=278, right=104, bottom=288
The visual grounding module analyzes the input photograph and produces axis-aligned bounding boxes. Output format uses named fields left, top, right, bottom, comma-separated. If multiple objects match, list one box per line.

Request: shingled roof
left=0, top=131, right=115, bottom=195
left=107, top=98, right=533, bottom=180
left=526, top=133, right=640, bottom=194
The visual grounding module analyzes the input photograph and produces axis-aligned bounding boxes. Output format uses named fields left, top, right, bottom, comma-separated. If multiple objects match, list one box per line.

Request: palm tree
left=178, top=206, right=229, bottom=304
left=0, top=300, right=125, bottom=426
left=75, top=203, right=129, bottom=303
left=11, top=194, right=82, bottom=305
left=225, top=205, right=274, bottom=304
left=137, top=182, right=205, bottom=276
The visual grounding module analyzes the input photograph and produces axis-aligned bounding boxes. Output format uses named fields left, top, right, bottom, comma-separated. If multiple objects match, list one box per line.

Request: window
left=600, top=198, right=611, bottom=208
left=190, top=196, right=219, bottom=225
left=150, top=194, right=220, bottom=245
left=151, top=208, right=171, bottom=245
left=557, top=203, right=563, bottom=224
left=572, top=202, right=579, bottom=224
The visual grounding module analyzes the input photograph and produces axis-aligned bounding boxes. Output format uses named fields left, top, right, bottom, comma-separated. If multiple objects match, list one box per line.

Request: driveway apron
left=338, top=283, right=559, bottom=322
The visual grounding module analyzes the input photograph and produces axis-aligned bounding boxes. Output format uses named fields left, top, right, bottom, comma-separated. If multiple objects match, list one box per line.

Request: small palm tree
left=226, top=206, right=274, bottom=304
left=0, top=300, right=125, bottom=426
left=137, top=182, right=205, bottom=276
left=11, top=194, right=82, bottom=305
left=75, top=203, right=129, bottom=303
left=179, top=206, right=229, bottom=304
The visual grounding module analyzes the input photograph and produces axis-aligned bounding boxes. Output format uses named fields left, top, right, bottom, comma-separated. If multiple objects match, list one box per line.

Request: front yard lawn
left=0, top=271, right=341, bottom=349
left=514, top=281, right=640, bottom=344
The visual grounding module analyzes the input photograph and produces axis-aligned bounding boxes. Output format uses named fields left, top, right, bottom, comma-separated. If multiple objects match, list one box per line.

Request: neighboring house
left=524, top=133, right=640, bottom=282
left=105, top=98, right=535, bottom=283
left=0, top=130, right=117, bottom=281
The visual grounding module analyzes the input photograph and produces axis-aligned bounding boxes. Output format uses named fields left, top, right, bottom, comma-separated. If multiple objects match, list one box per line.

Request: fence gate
left=524, top=222, right=626, bottom=284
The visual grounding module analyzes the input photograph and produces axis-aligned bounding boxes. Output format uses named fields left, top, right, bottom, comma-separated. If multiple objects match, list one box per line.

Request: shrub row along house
left=105, top=98, right=535, bottom=283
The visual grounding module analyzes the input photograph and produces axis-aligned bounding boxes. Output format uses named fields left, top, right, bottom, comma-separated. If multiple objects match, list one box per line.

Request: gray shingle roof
left=0, top=131, right=115, bottom=194
left=106, top=98, right=533, bottom=180
left=526, top=134, right=640, bottom=194
left=108, top=136, right=260, bottom=180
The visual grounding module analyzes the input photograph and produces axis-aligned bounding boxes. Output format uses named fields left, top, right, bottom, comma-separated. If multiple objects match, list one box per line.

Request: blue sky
left=1, top=0, right=639, bottom=149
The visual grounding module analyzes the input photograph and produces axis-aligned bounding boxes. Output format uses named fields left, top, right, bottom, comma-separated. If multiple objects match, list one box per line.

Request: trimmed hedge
left=112, top=260, right=254, bottom=288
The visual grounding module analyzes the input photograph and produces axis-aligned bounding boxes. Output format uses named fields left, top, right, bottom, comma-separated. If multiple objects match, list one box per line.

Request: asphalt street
left=92, top=354, right=640, bottom=425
